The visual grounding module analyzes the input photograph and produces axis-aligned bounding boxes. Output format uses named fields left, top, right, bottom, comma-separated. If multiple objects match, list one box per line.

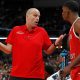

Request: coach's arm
left=0, top=42, right=12, bottom=54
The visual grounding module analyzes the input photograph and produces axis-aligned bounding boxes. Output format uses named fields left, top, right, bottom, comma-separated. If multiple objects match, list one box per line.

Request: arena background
left=0, top=0, right=80, bottom=79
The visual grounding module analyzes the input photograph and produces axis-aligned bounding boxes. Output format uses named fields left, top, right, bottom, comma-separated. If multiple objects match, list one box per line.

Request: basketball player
left=61, top=1, right=80, bottom=80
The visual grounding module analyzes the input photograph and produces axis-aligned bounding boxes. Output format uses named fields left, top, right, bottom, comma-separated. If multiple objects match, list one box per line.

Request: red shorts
left=70, top=66, right=80, bottom=80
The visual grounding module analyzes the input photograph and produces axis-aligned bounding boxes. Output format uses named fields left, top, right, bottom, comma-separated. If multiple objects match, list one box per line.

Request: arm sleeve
left=42, top=29, right=52, bottom=50
left=5, top=27, right=16, bottom=45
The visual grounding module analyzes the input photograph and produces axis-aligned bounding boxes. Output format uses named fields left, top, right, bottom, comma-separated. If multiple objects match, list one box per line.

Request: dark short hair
left=63, top=0, right=79, bottom=13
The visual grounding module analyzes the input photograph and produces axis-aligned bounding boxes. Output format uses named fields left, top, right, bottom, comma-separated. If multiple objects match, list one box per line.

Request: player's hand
left=60, top=65, right=71, bottom=78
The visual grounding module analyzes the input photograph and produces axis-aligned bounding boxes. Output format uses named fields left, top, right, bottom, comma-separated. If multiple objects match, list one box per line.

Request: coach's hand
left=55, top=34, right=66, bottom=46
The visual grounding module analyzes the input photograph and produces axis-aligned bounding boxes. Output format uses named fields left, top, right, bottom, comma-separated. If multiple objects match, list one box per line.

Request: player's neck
left=70, top=15, right=79, bottom=25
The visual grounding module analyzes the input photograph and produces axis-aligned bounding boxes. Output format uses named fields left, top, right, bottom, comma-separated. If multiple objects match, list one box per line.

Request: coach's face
left=26, top=9, right=40, bottom=28
left=62, top=6, right=70, bottom=21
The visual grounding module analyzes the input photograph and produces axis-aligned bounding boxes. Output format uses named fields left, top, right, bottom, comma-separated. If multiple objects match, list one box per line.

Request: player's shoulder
left=74, top=19, right=80, bottom=34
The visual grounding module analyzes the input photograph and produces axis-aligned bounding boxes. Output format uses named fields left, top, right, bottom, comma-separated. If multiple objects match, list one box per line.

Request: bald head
left=26, top=8, right=40, bottom=16
left=25, top=8, right=40, bottom=28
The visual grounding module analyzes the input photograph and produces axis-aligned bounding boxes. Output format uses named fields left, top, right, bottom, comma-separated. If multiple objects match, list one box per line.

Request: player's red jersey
left=69, top=26, right=80, bottom=62
left=69, top=24, right=80, bottom=80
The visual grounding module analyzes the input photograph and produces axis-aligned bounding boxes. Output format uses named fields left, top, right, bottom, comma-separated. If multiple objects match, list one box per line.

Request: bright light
left=0, top=37, right=58, bottom=40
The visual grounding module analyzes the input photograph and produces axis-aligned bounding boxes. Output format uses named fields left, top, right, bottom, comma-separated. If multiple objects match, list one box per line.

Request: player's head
left=62, top=0, right=79, bottom=21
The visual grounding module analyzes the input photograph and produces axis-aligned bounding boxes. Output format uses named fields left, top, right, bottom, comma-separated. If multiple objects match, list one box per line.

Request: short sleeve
left=42, top=29, right=52, bottom=50
left=5, top=27, right=16, bottom=45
